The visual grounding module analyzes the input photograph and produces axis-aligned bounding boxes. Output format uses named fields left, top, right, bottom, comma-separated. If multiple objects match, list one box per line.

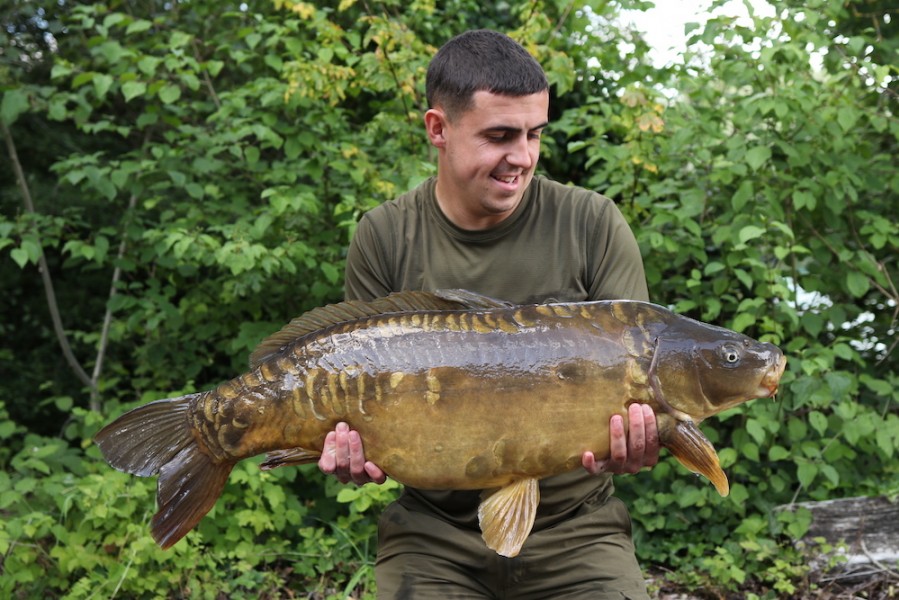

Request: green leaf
left=137, top=56, right=161, bottom=76
left=792, top=190, right=816, bottom=211
left=121, top=81, right=146, bottom=102
left=738, top=225, right=766, bottom=244
left=860, top=375, right=892, bottom=396
left=731, top=312, right=756, bottom=333
left=768, top=445, right=790, bottom=461
left=206, top=60, right=225, bottom=77
left=875, top=426, right=893, bottom=457
left=265, top=54, right=284, bottom=72
left=50, top=62, right=73, bottom=79
left=745, top=146, right=771, bottom=171
left=126, top=19, right=152, bottom=35
left=1, top=89, right=30, bottom=125
left=746, top=419, right=766, bottom=445
left=808, top=411, right=827, bottom=435
left=741, top=441, right=759, bottom=462
left=837, top=107, right=858, bottom=132
left=845, top=271, right=869, bottom=298
left=733, top=268, right=754, bottom=291
left=21, top=239, right=41, bottom=263
left=92, top=73, right=114, bottom=99
left=72, top=72, right=94, bottom=88
left=819, top=464, right=839, bottom=486
left=103, top=13, right=125, bottom=29
left=800, top=312, right=824, bottom=337
left=169, top=30, right=193, bottom=48
left=321, top=262, right=340, bottom=284
left=10, top=248, right=29, bottom=268
left=729, top=483, right=749, bottom=506
left=797, top=462, right=817, bottom=488
left=245, top=33, right=262, bottom=49
left=168, top=170, right=186, bottom=186
left=54, top=396, right=74, bottom=411
left=336, top=487, right=359, bottom=503
left=96, top=40, right=127, bottom=64
left=731, top=180, right=753, bottom=211
left=158, top=84, right=181, bottom=104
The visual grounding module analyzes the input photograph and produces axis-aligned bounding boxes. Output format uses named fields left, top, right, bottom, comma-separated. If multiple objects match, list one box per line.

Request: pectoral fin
left=477, top=478, right=539, bottom=558
left=661, top=420, right=730, bottom=496
left=259, top=447, right=321, bottom=471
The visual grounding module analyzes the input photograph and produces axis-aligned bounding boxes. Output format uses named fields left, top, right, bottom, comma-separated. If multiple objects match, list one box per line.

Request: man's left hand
left=582, top=403, right=660, bottom=475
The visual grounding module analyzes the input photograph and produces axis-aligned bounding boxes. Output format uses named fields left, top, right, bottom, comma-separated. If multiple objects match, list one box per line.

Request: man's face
left=427, top=90, right=549, bottom=231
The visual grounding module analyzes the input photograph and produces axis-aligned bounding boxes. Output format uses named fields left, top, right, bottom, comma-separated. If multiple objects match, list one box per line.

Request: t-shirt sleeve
left=586, top=200, right=649, bottom=303
left=344, top=213, right=394, bottom=302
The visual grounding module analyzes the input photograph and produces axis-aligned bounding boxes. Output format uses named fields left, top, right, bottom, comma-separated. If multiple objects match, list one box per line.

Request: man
left=319, top=29, right=660, bottom=598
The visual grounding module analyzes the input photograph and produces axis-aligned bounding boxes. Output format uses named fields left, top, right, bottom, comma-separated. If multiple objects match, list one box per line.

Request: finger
left=627, top=403, right=647, bottom=467
left=318, top=430, right=338, bottom=474
left=642, top=405, right=660, bottom=467
left=348, top=430, right=370, bottom=485
left=608, top=414, right=627, bottom=466
left=364, top=461, right=388, bottom=485
left=581, top=451, right=606, bottom=475
left=334, top=422, right=351, bottom=471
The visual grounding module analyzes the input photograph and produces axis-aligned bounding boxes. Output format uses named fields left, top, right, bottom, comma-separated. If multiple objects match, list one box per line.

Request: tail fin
left=94, top=394, right=234, bottom=549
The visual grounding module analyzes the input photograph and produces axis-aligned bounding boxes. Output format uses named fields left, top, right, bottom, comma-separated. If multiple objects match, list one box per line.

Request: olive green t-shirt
left=344, top=175, right=649, bottom=530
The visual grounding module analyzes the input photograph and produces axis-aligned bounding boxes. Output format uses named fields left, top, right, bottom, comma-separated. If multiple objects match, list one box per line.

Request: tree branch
left=2, top=119, right=94, bottom=394
left=89, top=126, right=152, bottom=413
left=193, top=39, right=222, bottom=111
left=90, top=191, right=139, bottom=412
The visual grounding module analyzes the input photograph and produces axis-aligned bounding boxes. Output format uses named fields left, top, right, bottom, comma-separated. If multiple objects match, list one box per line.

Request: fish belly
left=347, top=361, right=636, bottom=490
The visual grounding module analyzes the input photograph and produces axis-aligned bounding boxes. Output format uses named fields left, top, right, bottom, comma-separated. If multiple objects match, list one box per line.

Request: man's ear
left=424, top=108, right=448, bottom=148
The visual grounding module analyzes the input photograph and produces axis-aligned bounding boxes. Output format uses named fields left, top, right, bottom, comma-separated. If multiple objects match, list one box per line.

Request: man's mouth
left=492, top=174, right=520, bottom=185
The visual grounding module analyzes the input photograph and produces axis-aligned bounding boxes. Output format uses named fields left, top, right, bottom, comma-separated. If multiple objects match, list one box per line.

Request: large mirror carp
left=96, top=289, right=786, bottom=557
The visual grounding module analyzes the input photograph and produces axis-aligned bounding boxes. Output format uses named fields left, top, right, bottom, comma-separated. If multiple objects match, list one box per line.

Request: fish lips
left=757, top=353, right=787, bottom=398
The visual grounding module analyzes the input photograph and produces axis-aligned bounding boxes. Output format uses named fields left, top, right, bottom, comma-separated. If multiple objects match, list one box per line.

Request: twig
left=89, top=191, right=139, bottom=412
left=860, top=539, right=899, bottom=581
left=360, top=0, right=418, bottom=149
left=193, top=39, right=222, bottom=110
left=550, top=1, right=575, bottom=40
left=108, top=546, right=137, bottom=599
left=2, top=119, right=94, bottom=394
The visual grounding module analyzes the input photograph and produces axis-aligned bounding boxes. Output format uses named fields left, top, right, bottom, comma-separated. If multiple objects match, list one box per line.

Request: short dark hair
left=426, top=29, right=549, bottom=120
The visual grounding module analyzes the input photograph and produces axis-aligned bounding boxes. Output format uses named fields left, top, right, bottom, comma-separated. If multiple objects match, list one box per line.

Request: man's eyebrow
left=481, top=121, right=550, bottom=133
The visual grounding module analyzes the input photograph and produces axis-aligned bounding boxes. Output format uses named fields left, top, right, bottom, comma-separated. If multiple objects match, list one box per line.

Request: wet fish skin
left=95, top=290, right=786, bottom=556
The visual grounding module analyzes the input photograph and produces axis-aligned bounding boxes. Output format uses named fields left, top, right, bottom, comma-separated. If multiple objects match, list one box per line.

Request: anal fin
left=259, top=447, right=321, bottom=471
left=477, top=478, right=539, bottom=558
left=661, top=420, right=729, bottom=496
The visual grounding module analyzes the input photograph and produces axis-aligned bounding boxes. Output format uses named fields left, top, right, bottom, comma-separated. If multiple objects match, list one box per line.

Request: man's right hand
left=318, top=422, right=388, bottom=485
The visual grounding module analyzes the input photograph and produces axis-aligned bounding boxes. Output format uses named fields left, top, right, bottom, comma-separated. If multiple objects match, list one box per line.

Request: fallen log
left=778, top=494, right=899, bottom=598
left=785, top=495, right=899, bottom=568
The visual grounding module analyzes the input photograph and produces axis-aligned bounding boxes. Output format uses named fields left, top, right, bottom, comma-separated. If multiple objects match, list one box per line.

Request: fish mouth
left=758, top=354, right=787, bottom=397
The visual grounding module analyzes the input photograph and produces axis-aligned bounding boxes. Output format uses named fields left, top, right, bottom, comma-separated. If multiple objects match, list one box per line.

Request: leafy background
left=1, top=0, right=896, bottom=598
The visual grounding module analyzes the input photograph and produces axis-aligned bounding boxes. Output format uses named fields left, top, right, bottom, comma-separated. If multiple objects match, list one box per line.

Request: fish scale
left=95, top=289, right=785, bottom=556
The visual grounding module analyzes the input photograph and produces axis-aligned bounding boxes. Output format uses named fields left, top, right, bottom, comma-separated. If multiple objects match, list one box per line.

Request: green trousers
left=374, top=495, right=650, bottom=600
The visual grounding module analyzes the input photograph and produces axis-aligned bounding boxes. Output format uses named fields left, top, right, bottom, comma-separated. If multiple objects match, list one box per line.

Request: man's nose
left=506, top=135, right=534, bottom=168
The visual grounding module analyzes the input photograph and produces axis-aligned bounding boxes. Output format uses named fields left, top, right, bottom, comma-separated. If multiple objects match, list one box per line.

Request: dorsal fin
left=248, top=289, right=513, bottom=368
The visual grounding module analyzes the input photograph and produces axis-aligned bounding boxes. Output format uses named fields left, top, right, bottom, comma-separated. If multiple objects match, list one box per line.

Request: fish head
left=652, top=317, right=786, bottom=420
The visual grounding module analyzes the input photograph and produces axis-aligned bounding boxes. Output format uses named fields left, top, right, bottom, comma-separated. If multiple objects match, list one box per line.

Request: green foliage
left=604, top=0, right=898, bottom=596
left=1, top=0, right=896, bottom=597
left=0, top=403, right=383, bottom=598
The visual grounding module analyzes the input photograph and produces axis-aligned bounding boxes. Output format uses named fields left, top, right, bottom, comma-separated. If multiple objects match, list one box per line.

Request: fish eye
left=720, top=344, right=742, bottom=365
